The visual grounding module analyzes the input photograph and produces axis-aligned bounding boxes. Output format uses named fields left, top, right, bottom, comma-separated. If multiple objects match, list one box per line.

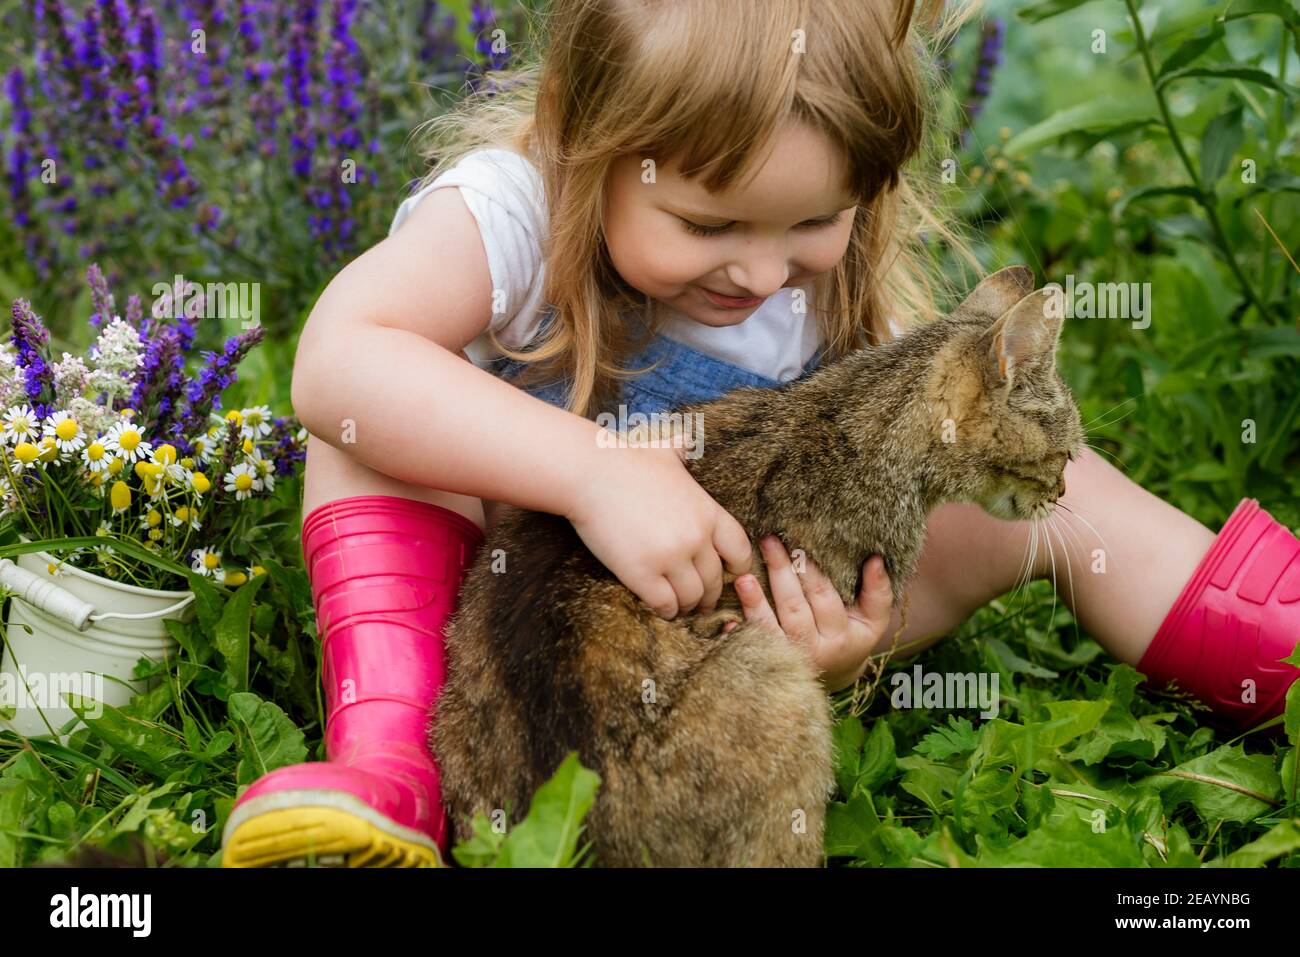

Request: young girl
left=221, top=0, right=1300, bottom=868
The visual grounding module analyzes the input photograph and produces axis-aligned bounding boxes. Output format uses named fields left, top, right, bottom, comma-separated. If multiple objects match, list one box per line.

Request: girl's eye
left=677, top=210, right=844, bottom=238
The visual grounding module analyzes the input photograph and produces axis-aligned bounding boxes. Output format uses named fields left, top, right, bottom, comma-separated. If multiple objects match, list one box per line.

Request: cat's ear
left=954, top=265, right=1035, bottom=322
left=985, top=287, right=1065, bottom=387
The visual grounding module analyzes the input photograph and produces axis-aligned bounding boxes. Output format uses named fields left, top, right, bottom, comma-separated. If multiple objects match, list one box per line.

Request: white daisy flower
left=148, top=444, right=187, bottom=485
left=81, top=438, right=112, bottom=473
left=239, top=405, right=274, bottom=441
left=170, top=504, right=201, bottom=532
left=191, top=546, right=223, bottom=578
left=3, top=404, right=43, bottom=444
left=247, top=450, right=276, bottom=494
left=9, top=440, right=43, bottom=472
left=44, top=410, right=87, bottom=455
left=223, top=461, right=262, bottom=501
left=103, top=420, right=153, bottom=464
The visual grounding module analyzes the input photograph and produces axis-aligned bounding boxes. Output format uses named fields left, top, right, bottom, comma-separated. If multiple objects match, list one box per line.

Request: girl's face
left=602, top=121, right=858, bottom=327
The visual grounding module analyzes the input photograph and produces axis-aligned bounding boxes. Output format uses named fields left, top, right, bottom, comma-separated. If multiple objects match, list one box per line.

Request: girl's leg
left=877, top=444, right=1216, bottom=665
left=303, top=434, right=486, bottom=534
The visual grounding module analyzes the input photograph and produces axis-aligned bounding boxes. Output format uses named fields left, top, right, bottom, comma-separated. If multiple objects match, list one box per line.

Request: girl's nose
left=726, top=244, right=791, bottom=299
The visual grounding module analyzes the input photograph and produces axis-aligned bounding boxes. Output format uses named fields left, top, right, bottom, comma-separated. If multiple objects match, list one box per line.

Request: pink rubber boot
left=221, top=494, right=484, bottom=867
left=1137, top=498, right=1300, bottom=729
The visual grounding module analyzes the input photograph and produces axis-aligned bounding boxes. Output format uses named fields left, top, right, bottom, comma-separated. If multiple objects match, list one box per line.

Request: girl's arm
left=291, top=186, right=754, bottom=617
left=291, top=186, right=601, bottom=519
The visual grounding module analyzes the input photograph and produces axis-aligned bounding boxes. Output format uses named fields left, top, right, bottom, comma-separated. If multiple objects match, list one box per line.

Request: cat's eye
left=679, top=211, right=843, bottom=238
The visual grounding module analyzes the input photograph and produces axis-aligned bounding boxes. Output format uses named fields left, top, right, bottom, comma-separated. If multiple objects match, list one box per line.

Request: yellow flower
left=110, top=480, right=131, bottom=512
left=993, top=157, right=1009, bottom=171
left=148, top=528, right=163, bottom=541
left=242, top=437, right=253, bottom=454
left=223, top=571, right=249, bottom=586
left=191, top=472, right=211, bottom=494
left=226, top=410, right=244, bottom=427
left=999, top=126, right=1011, bottom=141
left=250, top=565, right=266, bottom=577
left=13, top=442, right=39, bottom=465
left=38, top=437, right=58, bottom=462
left=146, top=509, right=162, bottom=528
left=108, top=456, right=124, bottom=475
left=86, top=442, right=106, bottom=462
left=55, top=418, right=78, bottom=441
left=154, top=444, right=177, bottom=466
left=181, top=457, right=195, bottom=469
left=1015, top=170, right=1031, bottom=186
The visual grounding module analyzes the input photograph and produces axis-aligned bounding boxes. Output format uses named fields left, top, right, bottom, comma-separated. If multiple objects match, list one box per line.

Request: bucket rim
left=16, top=533, right=195, bottom=599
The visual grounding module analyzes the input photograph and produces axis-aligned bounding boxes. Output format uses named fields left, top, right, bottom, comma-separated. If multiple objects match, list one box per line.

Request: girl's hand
left=565, top=442, right=753, bottom=619
left=723, top=536, right=894, bottom=692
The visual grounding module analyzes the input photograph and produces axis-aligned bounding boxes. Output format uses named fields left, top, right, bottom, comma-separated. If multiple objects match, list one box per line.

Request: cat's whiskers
left=1080, top=396, right=1140, bottom=431
left=1044, top=508, right=1084, bottom=646
left=1082, top=440, right=1128, bottom=472
left=1040, top=509, right=1062, bottom=627
left=1053, top=501, right=1117, bottom=573
left=1003, top=513, right=1041, bottom=626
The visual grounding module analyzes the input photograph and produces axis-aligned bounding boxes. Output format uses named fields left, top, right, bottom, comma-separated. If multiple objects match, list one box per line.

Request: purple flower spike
left=10, top=299, right=58, bottom=422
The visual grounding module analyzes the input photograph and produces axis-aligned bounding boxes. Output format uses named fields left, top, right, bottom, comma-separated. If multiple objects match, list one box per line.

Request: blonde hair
left=412, top=0, right=982, bottom=419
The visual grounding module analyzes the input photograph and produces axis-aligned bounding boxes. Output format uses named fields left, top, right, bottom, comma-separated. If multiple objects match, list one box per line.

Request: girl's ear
left=953, top=265, right=1035, bottom=324
left=984, top=287, right=1065, bottom=388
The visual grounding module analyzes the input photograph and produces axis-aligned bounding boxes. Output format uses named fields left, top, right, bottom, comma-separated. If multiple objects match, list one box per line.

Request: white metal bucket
left=0, top=538, right=193, bottom=739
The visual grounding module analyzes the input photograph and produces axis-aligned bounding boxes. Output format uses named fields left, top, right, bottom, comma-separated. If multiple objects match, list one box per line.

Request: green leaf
left=450, top=811, right=508, bottom=868
left=1036, top=700, right=1112, bottom=748
left=213, top=572, right=267, bottom=694
left=858, top=719, right=897, bottom=792
left=1016, top=0, right=1098, bottom=23
left=1158, top=65, right=1300, bottom=98
left=228, top=691, right=308, bottom=786
left=986, top=638, right=1059, bottom=678
left=1178, top=461, right=1234, bottom=482
left=1141, top=744, right=1280, bottom=823
left=824, top=792, right=885, bottom=860
left=1004, top=100, right=1157, bottom=157
left=493, top=752, right=601, bottom=867
left=1155, top=21, right=1225, bottom=80
left=974, top=811, right=1146, bottom=866
left=0, top=779, right=29, bottom=867
left=1222, top=0, right=1300, bottom=28
left=1113, top=184, right=1203, bottom=218
left=66, top=698, right=184, bottom=780
left=1208, top=819, right=1300, bottom=867
left=831, top=716, right=867, bottom=797
left=1284, top=671, right=1300, bottom=745
left=915, top=715, right=979, bottom=760
left=1200, top=106, right=1244, bottom=185
left=1244, top=327, right=1300, bottom=359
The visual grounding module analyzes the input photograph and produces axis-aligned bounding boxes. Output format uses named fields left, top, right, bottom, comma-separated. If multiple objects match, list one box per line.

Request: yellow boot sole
left=221, top=789, right=445, bottom=868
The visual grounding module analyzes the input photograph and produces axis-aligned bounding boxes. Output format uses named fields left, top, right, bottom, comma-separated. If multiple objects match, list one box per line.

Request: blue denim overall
left=488, top=307, right=824, bottom=415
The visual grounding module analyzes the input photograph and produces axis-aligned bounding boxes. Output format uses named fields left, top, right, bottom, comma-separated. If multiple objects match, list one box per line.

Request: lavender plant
left=2, top=0, right=534, bottom=337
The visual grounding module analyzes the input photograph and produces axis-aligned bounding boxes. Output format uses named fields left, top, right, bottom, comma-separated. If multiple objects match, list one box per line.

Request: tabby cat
left=432, top=265, right=1084, bottom=866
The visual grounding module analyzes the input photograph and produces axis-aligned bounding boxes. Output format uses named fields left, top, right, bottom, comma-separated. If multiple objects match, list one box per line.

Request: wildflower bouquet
left=0, top=264, right=306, bottom=591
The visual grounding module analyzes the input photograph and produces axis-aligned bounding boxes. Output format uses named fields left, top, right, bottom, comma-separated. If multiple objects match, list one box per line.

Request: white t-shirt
left=388, top=147, right=825, bottom=383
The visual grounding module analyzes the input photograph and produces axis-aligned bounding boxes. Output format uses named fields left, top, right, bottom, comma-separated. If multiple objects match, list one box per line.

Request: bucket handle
left=0, top=558, right=196, bottom=632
